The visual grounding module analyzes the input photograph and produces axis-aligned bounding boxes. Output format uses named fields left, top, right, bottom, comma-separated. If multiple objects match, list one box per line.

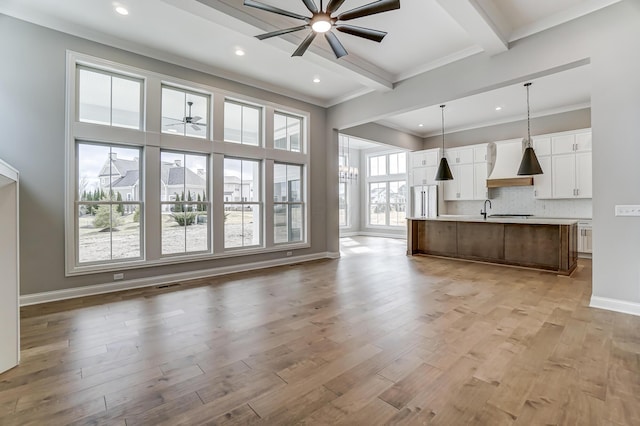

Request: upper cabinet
left=409, top=148, right=440, bottom=186
left=443, top=144, right=489, bottom=201
left=532, top=129, right=592, bottom=199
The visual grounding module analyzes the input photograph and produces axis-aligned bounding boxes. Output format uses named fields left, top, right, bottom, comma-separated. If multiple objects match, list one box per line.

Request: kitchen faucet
left=481, top=199, right=492, bottom=220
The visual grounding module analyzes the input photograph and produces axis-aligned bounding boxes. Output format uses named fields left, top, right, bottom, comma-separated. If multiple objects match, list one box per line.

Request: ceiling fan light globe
left=311, top=17, right=332, bottom=33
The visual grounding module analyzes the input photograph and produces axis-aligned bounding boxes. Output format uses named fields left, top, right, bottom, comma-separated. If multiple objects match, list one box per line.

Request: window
left=339, top=182, right=347, bottom=227
left=389, top=152, right=406, bottom=175
left=274, top=163, right=304, bottom=243
left=161, top=86, right=209, bottom=139
left=76, top=142, right=143, bottom=264
left=77, top=67, right=142, bottom=129
left=368, top=181, right=407, bottom=227
left=224, top=158, right=262, bottom=248
left=224, top=100, right=261, bottom=146
left=160, top=151, right=210, bottom=255
left=369, top=155, right=386, bottom=176
left=274, top=112, right=302, bottom=152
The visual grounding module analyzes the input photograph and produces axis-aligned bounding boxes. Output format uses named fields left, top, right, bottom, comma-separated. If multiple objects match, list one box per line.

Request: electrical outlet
left=286, top=251, right=292, bottom=257
left=615, top=205, right=640, bottom=217
left=113, top=273, right=124, bottom=281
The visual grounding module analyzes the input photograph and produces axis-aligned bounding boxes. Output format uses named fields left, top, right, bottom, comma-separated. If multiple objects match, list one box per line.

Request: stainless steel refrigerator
left=412, top=185, right=438, bottom=217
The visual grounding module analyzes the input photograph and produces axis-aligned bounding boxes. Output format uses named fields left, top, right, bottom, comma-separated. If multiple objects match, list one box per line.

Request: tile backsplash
left=444, top=186, right=592, bottom=218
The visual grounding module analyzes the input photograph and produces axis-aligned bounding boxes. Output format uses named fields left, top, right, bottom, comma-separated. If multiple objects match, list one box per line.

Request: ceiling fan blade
left=191, top=116, right=202, bottom=123
left=165, top=122, right=186, bottom=127
left=256, top=25, right=309, bottom=40
left=301, top=0, right=319, bottom=13
left=335, top=24, right=387, bottom=42
left=325, top=31, right=348, bottom=58
left=337, top=0, right=400, bottom=21
left=191, top=124, right=202, bottom=131
left=292, top=32, right=317, bottom=56
left=243, top=0, right=310, bottom=21
left=326, top=0, right=347, bottom=14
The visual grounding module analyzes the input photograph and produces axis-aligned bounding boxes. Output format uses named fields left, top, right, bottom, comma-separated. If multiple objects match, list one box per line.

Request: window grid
left=224, top=100, right=262, bottom=146
left=274, top=163, right=304, bottom=244
left=224, top=158, right=262, bottom=249
left=161, top=86, right=209, bottom=139
left=274, top=112, right=302, bottom=152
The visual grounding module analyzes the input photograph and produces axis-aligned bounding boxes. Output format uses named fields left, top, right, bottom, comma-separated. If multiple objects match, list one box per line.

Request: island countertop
left=406, top=215, right=578, bottom=226
left=407, top=216, right=578, bottom=275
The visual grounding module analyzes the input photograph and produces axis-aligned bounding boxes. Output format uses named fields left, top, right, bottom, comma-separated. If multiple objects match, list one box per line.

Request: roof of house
left=112, top=170, right=139, bottom=188
left=99, top=158, right=138, bottom=178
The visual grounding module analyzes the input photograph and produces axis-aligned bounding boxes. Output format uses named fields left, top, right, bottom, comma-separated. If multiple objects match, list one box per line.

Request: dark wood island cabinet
left=407, top=216, right=578, bottom=275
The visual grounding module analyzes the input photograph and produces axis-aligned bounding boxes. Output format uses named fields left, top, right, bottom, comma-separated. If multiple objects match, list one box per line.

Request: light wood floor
left=2, top=236, right=639, bottom=425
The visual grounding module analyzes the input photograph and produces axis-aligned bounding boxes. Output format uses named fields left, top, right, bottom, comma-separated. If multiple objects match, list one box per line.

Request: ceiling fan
left=244, top=0, right=401, bottom=58
left=164, top=101, right=205, bottom=131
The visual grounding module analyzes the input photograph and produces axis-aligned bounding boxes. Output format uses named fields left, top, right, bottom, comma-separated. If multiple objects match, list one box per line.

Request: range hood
left=486, top=140, right=534, bottom=188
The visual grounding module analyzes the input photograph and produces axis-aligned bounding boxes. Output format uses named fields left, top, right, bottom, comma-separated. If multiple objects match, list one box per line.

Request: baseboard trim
left=355, top=232, right=407, bottom=240
left=590, top=296, right=640, bottom=317
left=20, top=252, right=336, bottom=306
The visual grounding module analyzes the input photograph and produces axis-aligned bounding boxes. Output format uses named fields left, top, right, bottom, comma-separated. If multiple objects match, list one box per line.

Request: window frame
left=273, top=162, right=305, bottom=244
left=223, top=157, right=263, bottom=250
left=365, top=150, right=409, bottom=228
left=65, top=51, right=310, bottom=277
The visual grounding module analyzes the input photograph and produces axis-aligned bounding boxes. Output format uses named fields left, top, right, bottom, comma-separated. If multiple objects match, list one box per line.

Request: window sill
left=65, top=242, right=311, bottom=277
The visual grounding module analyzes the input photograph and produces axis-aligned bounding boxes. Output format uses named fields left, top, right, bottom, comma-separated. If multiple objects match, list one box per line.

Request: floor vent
left=156, top=283, right=180, bottom=289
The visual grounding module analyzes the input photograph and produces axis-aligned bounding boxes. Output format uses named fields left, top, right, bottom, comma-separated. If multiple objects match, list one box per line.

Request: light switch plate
left=615, top=205, right=640, bottom=216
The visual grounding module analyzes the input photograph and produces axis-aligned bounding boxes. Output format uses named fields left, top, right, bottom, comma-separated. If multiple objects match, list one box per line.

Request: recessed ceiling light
left=313, top=77, right=320, bottom=83
left=418, top=124, right=424, bottom=127
left=495, top=106, right=502, bottom=111
left=115, top=6, right=129, bottom=15
left=235, top=49, right=245, bottom=56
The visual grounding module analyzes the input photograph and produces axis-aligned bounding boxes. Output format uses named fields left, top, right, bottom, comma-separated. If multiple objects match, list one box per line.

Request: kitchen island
left=407, top=216, right=578, bottom=275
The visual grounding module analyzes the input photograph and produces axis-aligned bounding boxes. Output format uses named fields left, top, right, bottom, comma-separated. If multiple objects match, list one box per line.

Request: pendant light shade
left=435, top=104, right=454, bottom=181
left=517, top=83, right=543, bottom=176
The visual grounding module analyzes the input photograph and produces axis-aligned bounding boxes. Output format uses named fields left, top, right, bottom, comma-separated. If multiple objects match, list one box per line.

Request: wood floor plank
left=1, top=237, right=638, bottom=425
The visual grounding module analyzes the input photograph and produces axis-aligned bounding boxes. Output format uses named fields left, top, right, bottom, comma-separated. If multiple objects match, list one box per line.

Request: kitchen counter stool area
left=407, top=217, right=578, bottom=275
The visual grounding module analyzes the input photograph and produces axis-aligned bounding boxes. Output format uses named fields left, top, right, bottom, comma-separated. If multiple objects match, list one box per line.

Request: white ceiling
left=0, top=0, right=619, bottom=131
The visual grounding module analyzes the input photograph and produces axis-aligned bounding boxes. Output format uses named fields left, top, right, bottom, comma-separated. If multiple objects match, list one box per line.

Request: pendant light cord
left=440, top=104, right=446, bottom=155
left=525, top=82, right=532, bottom=147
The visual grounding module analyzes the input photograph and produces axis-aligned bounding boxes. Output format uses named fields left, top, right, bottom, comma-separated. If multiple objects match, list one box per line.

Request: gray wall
left=423, top=108, right=591, bottom=149
left=326, top=1, right=640, bottom=307
left=0, top=15, right=329, bottom=295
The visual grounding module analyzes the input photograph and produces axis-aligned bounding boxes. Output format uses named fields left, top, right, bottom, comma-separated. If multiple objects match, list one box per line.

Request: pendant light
left=517, top=82, right=543, bottom=175
left=434, top=104, right=453, bottom=181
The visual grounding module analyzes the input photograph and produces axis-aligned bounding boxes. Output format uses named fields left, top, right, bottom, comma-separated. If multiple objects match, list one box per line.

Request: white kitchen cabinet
left=473, top=145, right=488, bottom=163
left=409, top=149, right=439, bottom=186
left=443, top=163, right=474, bottom=200
left=578, top=221, right=592, bottom=254
left=533, top=155, right=552, bottom=199
left=445, top=147, right=474, bottom=165
left=552, top=151, right=592, bottom=199
left=552, top=134, right=576, bottom=154
left=533, top=136, right=552, bottom=156
left=575, top=132, right=592, bottom=152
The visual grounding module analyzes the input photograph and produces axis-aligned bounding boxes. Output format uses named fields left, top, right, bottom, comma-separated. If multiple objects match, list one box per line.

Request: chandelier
left=339, top=135, right=358, bottom=182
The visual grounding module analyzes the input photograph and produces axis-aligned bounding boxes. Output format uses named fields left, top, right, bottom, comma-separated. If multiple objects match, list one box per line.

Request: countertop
left=406, top=215, right=579, bottom=225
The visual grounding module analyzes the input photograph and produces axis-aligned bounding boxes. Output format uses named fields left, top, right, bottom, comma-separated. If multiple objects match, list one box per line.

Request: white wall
left=326, top=1, right=640, bottom=312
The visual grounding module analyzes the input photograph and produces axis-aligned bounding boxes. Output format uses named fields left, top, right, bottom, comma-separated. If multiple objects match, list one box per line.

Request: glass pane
left=162, top=87, right=186, bottom=135
left=224, top=102, right=242, bottom=143
left=185, top=93, right=208, bottom=139
left=370, top=156, right=378, bottom=177
left=273, top=163, right=287, bottom=202
left=78, top=143, right=140, bottom=202
left=243, top=160, right=260, bottom=202
left=78, top=204, right=111, bottom=263
left=378, top=156, right=386, bottom=176
left=288, top=165, right=302, bottom=202
left=398, top=153, right=407, bottom=173
left=389, top=154, right=398, bottom=175
left=160, top=151, right=185, bottom=201
left=289, top=204, right=303, bottom=242
left=289, top=116, right=301, bottom=152
left=339, top=183, right=347, bottom=227
left=224, top=204, right=243, bottom=248
left=370, top=204, right=385, bottom=226
left=162, top=209, right=185, bottom=255
left=186, top=211, right=208, bottom=252
left=243, top=205, right=261, bottom=246
left=112, top=210, right=141, bottom=259
left=274, top=204, right=288, bottom=244
left=242, top=106, right=260, bottom=146
left=112, top=76, right=141, bottom=129
left=78, top=69, right=111, bottom=125
left=274, top=114, right=287, bottom=150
